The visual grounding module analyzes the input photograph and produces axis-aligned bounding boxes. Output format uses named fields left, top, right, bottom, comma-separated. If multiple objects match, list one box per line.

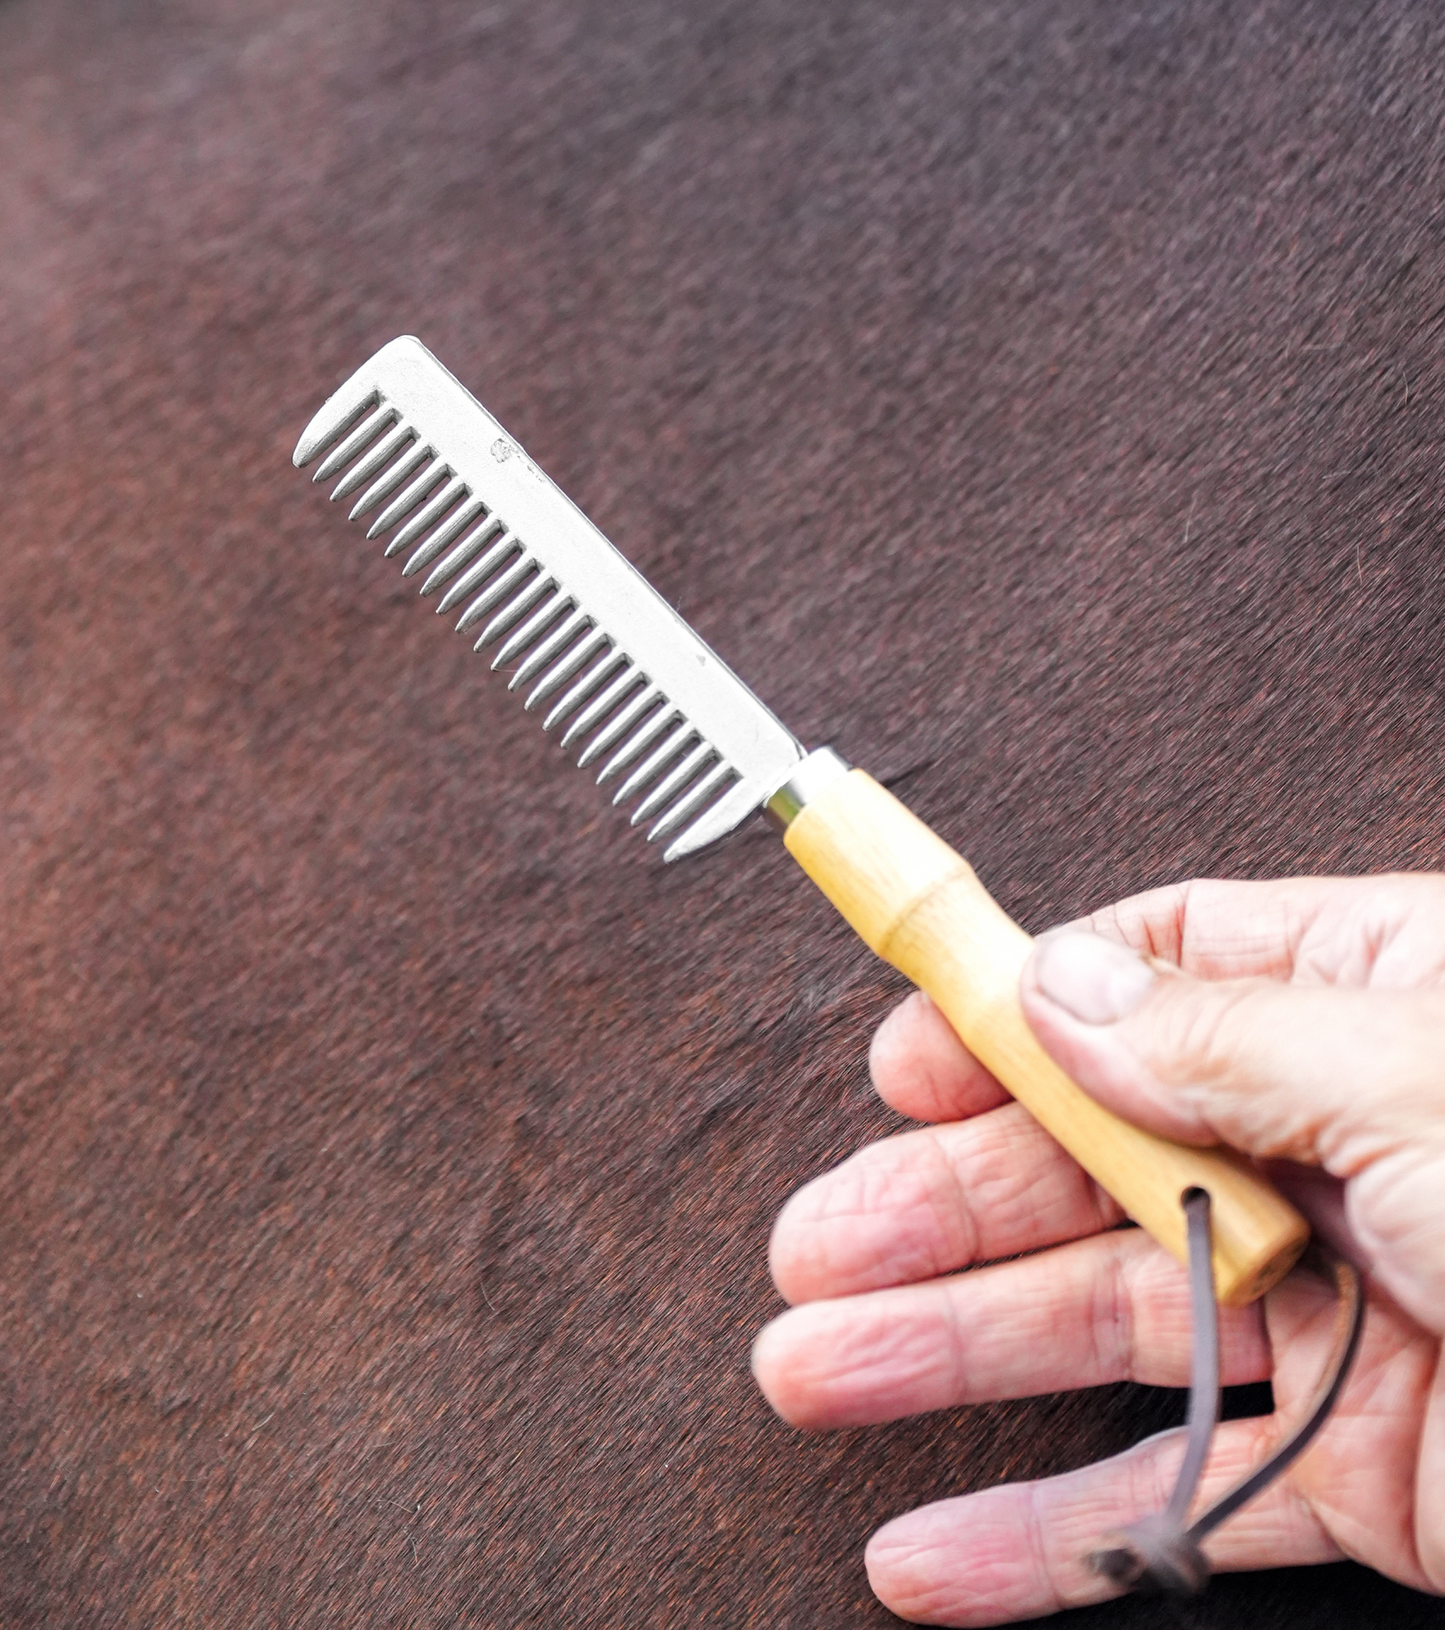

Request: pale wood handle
left=784, top=770, right=1308, bottom=1305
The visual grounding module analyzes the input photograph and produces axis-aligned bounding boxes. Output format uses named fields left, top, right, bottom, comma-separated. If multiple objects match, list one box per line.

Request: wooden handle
left=784, top=770, right=1308, bottom=1305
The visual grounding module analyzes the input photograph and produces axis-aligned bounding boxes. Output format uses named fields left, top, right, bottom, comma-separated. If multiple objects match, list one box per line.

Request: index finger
left=1070, top=875, right=1398, bottom=981
left=869, top=988, right=1010, bottom=1123
left=871, top=875, right=1416, bottom=1126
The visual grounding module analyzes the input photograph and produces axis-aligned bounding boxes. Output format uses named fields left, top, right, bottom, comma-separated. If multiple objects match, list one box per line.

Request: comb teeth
left=510, top=607, right=590, bottom=689
left=524, top=628, right=610, bottom=709
left=542, top=648, right=631, bottom=733
left=330, top=422, right=415, bottom=503
left=293, top=339, right=804, bottom=857
left=313, top=401, right=396, bottom=483
left=559, top=665, right=646, bottom=749
left=398, top=493, right=488, bottom=570
left=368, top=463, right=453, bottom=540
left=574, top=680, right=662, bottom=765
left=426, top=522, right=512, bottom=606
left=384, top=474, right=470, bottom=557
left=600, top=705, right=682, bottom=787
left=496, top=597, right=582, bottom=678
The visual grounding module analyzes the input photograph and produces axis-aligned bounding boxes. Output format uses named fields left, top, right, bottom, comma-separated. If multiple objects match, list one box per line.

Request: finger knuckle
left=1148, top=978, right=1263, bottom=1091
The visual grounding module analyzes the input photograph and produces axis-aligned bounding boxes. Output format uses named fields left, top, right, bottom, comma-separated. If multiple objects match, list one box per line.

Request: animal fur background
left=1, top=2, right=1443, bottom=1625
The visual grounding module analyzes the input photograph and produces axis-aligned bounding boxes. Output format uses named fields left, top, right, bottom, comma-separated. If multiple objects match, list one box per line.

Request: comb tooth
left=521, top=625, right=612, bottom=710
left=296, top=389, right=381, bottom=470
left=630, top=741, right=713, bottom=826
left=597, top=704, right=681, bottom=785
left=511, top=608, right=593, bottom=689
left=368, top=463, right=452, bottom=540
left=493, top=594, right=575, bottom=672
left=505, top=605, right=588, bottom=685
left=312, top=404, right=394, bottom=483
left=386, top=477, right=471, bottom=558
left=541, top=649, right=631, bottom=733
left=423, top=519, right=508, bottom=600
left=612, top=722, right=696, bottom=807
left=576, top=684, right=663, bottom=765
left=404, top=502, right=495, bottom=580
left=473, top=573, right=554, bottom=649
left=647, top=761, right=735, bottom=845
left=663, top=779, right=761, bottom=862
left=559, top=665, right=644, bottom=749
left=329, top=423, right=413, bottom=501
left=452, top=551, right=530, bottom=630
left=347, top=442, right=432, bottom=520
left=436, top=534, right=519, bottom=613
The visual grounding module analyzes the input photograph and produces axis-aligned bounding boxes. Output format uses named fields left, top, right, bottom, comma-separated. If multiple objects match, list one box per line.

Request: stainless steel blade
left=293, top=337, right=805, bottom=860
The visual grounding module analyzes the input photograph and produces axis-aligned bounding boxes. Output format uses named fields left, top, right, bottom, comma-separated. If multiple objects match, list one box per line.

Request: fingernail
left=1033, top=932, right=1155, bottom=1024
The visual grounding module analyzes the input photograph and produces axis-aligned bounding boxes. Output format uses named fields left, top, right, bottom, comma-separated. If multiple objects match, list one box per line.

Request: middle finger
left=770, top=1101, right=1123, bottom=1306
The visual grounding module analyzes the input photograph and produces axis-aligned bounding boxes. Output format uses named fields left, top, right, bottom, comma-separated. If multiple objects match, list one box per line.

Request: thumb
left=1019, top=929, right=1444, bottom=1176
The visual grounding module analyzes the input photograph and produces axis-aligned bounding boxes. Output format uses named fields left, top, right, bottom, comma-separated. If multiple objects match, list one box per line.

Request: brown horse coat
left=1, top=2, right=1443, bottom=1624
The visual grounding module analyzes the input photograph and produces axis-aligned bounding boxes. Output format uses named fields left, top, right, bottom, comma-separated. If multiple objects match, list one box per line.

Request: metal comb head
left=293, top=337, right=804, bottom=860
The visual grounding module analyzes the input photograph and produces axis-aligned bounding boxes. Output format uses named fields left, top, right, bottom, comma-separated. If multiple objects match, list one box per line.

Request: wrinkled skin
left=755, top=877, right=1445, bottom=1623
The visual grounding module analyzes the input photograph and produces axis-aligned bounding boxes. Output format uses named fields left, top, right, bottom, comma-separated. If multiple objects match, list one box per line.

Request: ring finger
left=753, top=1228, right=1271, bottom=1429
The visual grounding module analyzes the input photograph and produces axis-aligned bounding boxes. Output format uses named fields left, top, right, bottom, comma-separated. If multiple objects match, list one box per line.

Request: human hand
left=751, top=875, right=1445, bottom=1625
